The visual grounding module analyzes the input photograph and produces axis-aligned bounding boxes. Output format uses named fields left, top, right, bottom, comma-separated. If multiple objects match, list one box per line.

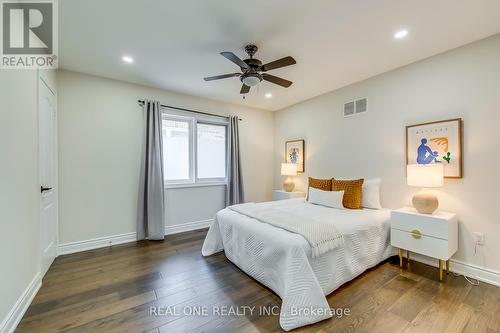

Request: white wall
left=274, top=34, right=500, bottom=273
left=0, top=71, right=41, bottom=330
left=165, top=185, right=226, bottom=227
left=57, top=70, right=274, bottom=244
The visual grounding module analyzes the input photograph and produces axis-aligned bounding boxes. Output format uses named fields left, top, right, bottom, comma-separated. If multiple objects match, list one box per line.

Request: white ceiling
left=59, top=0, right=500, bottom=111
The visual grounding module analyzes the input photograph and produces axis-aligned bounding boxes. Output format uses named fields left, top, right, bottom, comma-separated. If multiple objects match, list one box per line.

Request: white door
left=39, top=75, right=58, bottom=276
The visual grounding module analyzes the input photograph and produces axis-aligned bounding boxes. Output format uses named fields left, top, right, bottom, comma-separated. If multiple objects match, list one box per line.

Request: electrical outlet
left=473, top=232, right=485, bottom=245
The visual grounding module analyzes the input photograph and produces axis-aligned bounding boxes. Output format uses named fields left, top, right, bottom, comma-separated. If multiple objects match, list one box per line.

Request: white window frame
left=161, top=107, right=228, bottom=189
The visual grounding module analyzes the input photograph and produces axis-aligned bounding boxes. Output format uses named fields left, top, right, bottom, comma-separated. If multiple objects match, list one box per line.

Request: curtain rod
left=138, top=100, right=242, bottom=121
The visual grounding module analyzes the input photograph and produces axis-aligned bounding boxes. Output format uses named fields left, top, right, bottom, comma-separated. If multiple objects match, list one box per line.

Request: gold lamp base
left=283, top=178, right=295, bottom=192
left=412, top=190, right=438, bottom=214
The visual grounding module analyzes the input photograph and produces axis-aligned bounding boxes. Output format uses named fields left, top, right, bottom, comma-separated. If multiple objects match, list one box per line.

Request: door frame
left=38, top=69, right=59, bottom=276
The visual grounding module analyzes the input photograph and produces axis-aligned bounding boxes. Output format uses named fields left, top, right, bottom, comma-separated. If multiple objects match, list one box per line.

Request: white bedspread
left=202, top=199, right=393, bottom=331
left=229, top=202, right=343, bottom=258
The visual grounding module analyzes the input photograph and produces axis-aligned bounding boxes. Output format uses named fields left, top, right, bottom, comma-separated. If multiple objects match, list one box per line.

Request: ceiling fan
left=204, top=44, right=296, bottom=94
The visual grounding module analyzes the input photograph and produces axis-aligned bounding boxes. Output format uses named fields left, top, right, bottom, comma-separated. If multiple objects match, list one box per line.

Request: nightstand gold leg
left=399, top=249, right=403, bottom=268
left=439, top=260, right=443, bottom=282
left=407, top=250, right=410, bottom=263
left=446, top=260, right=450, bottom=274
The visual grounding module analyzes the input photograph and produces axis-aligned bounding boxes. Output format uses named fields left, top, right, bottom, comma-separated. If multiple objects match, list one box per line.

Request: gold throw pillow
left=308, top=177, right=332, bottom=191
left=332, top=178, right=364, bottom=209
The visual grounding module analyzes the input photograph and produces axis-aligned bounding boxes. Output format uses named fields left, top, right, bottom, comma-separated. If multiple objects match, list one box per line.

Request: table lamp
left=281, top=163, right=298, bottom=192
left=407, top=164, right=444, bottom=214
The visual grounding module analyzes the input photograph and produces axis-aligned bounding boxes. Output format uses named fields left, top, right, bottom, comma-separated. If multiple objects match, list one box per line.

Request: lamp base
left=412, top=190, right=438, bottom=214
left=283, top=178, right=295, bottom=192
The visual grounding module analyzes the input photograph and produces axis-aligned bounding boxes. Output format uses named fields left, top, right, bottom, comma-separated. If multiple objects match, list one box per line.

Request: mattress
left=202, top=198, right=394, bottom=330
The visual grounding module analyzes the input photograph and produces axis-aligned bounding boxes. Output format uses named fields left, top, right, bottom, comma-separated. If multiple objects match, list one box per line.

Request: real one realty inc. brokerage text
left=149, top=305, right=351, bottom=318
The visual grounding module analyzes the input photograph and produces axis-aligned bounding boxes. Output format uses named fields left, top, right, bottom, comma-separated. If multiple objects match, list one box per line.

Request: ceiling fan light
left=242, top=75, right=261, bottom=87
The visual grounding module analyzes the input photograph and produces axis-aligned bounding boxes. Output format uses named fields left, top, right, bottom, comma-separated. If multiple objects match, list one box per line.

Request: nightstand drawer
left=391, top=229, right=452, bottom=260
left=391, top=209, right=457, bottom=240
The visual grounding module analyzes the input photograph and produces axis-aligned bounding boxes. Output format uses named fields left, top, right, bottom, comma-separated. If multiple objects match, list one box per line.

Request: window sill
left=164, top=182, right=227, bottom=190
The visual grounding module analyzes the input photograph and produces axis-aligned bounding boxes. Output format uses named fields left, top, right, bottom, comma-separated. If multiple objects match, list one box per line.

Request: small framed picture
left=285, top=140, right=305, bottom=173
left=406, top=118, right=463, bottom=178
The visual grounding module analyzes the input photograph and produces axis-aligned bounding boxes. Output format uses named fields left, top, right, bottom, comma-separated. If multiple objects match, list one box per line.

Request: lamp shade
left=407, top=164, right=444, bottom=188
left=281, top=163, right=298, bottom=176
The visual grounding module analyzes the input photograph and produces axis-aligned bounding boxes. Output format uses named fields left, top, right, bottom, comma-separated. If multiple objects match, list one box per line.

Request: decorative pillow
left=332, top=178, right=364, bottom=209
left=308, top=188, right=344, bottom=209
left=362, top=178, right=382, bottom=209
left=308, top=177, right=332, bottom=191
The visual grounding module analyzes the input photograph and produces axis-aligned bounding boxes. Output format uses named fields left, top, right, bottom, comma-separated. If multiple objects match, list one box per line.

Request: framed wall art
left=285, top=140, right=305, bottom=173
left=406, top=118, right=463, bottom=178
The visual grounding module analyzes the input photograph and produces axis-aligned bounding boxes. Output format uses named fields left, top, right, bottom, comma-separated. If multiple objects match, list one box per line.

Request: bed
left=202, top=198, right=393, bottom=331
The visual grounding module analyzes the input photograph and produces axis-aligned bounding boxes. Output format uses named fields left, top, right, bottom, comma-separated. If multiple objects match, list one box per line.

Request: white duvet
left=228, top=202, right=343, bottom=258
left=202, top=199, right=393, bottom=331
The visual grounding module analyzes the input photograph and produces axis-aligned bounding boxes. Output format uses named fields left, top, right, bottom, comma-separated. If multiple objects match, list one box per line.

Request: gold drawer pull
left=411, top=229, right=422, bottom=239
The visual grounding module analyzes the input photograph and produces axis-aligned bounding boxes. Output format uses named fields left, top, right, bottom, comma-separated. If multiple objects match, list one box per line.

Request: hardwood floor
left=17, top=229, right=500, bottom=333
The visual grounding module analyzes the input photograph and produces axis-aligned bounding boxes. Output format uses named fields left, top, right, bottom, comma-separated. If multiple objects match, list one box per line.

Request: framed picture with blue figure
left=285, top=139, right=305, bottom=173
left=406, top=118, right=463, bottom=178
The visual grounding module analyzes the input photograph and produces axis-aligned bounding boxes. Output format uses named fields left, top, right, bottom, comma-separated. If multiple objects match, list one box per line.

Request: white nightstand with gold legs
left=392, top=207, right=458, bottom=282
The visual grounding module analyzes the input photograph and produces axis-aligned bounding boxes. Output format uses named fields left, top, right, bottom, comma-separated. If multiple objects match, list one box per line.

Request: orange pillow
left=332, top=178, right=364, bottom=209
left=308, top=177, right=332, bottom=191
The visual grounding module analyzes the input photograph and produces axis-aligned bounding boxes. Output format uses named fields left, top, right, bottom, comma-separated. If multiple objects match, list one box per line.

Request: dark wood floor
left=17, top=229, right=500, bottom=333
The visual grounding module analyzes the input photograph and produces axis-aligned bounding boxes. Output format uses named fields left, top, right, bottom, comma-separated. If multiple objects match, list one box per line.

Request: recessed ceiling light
left=265, top=93, right=272, bottom=98
left=122, top=56, right=134, bottom=63
left=394, top=30, right=408, bottom=40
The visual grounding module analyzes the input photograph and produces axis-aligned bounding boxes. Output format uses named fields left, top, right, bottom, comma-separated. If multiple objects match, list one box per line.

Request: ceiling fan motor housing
left=243, top=58, right=262, bottom=69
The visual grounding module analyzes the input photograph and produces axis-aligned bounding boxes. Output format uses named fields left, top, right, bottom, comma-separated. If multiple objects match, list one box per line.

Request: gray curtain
left=137, top=100, right=165, bottom=240
left=226, top=115, right=244, bottom=206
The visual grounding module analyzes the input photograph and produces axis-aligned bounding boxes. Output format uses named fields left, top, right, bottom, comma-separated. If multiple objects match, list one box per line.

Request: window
left=161, top=108, right=227, bottom=186
left=197, top=123, right=226, bottom=180
left=162, top=117, right=191, bottom=182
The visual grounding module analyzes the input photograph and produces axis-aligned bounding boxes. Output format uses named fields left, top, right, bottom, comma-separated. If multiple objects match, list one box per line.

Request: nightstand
left=391, top=207, right=458, bottom=281
left=272, top=190, right=306, bottom=201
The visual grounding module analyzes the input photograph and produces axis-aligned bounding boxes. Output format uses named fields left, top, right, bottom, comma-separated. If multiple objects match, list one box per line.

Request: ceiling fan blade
left=261, top=56, right=296, bottom=72
left=204, top=73, right=240, bottom=81
left=240, top=84, right=250, bottom=94
left=262, top=73, right=293, bottom=88
left=221, top=52, right=249, bottom=69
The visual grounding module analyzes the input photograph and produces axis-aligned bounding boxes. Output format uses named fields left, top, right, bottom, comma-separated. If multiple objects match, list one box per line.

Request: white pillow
left=308, top=188, right=344, bottom=209
left=362, top=178, right=382, bottom=209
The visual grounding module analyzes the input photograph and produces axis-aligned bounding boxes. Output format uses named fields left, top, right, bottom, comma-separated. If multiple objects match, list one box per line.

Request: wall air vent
left=344, top=97, right=368, bottom=117
left=343, top=101, right=355, bottom=117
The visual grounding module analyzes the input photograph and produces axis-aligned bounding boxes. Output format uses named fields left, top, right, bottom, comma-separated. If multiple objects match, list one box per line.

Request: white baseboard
left=58, top=232, right=137, bottom=256
left=58, top=219, right=213, bottom=256
left=0, top=272, right=41, bottom=333
left=410, top=253, right=500, bottom=287
left=165, top=219, right=213, bottom=235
